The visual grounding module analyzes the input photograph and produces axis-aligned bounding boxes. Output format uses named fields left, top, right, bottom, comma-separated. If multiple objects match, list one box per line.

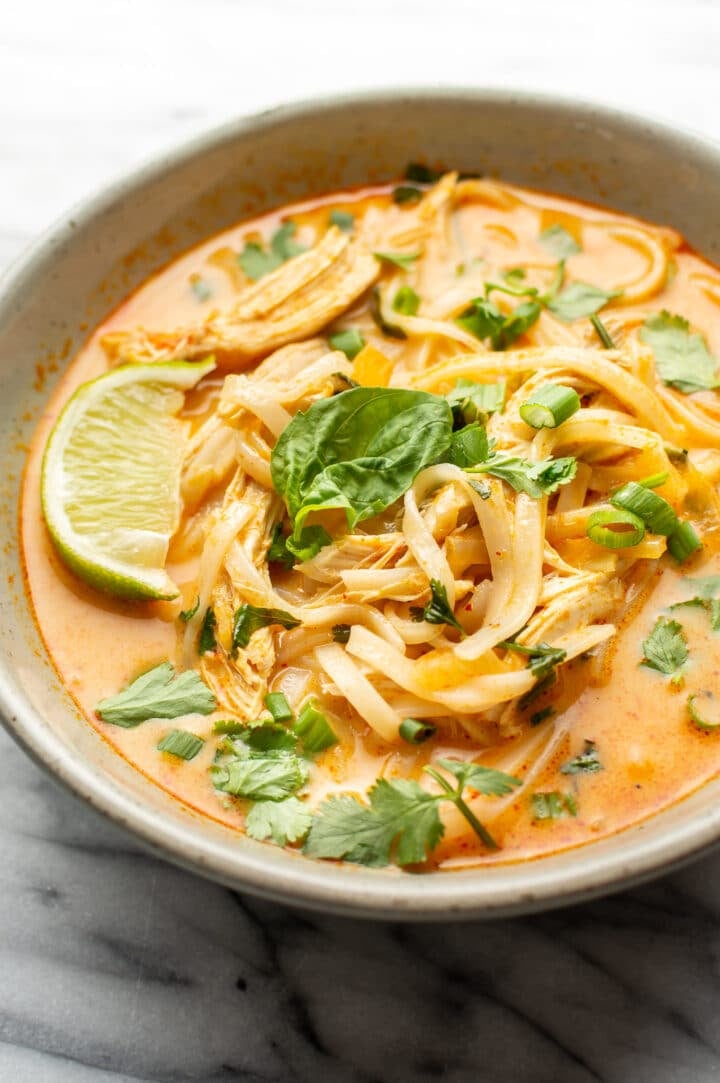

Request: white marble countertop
left=2, top=1, right=720, bottom=1079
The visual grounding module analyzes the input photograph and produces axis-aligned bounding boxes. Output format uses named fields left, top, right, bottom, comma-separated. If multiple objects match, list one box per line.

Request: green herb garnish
left=329, top=328, right=366, bottom=360
left=410, top=579, right=464, bottom=635
left=232, top=605, right=301, bottom=652
left=96, top=662, right=216, bottom=727
left=560, top=739, right=602, bottom=775
left=157, top=729, right=205, bottom=760
left=245, top=797, right=313, bottom=845
left=539, top=224, right=581, bottom=259
left=547, top=282, right=621, bottom=322
left=640, top=311, right=718, bottom=393
left=329, top=209, right=355, bottom=231
left=531, top=791, right=577, bottom=820
left=198, top=607, right=217, bottom=654
left=237, top=221, right=306, bottom=281
left=641, top=616, right=688, bottom=678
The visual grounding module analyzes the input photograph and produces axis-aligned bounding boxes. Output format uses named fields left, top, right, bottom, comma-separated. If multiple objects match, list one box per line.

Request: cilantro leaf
left=267, top=523, right=295, bottom=569
left=471, top=452, right=577, bottom=498
left=670, top=576, right=720, bottom=631
left=198, top=607, right=217, bottom=654
left=245, top=797, right=313, bottom=846
left=237, top=221, right=306, bottom=281
left=547, top=282, right=621, bottom=322
left=329, top=328, right=365, bottom=360
left=332, top=623, right=351, bottom=644
left=447, top=423, right=490, bottom=468
left=539, top=224, right=581, bottom=259
left=456, top=298, right=506, bottom=342
left=232, top=604, right=301, bottom=652
left=410, top=579, right=464, bottom=635
left=499, top=640, right=567, bottom=679
left=305, top=779, right=443, bottom=867
left=560, top=739, right=603, bottom=775
left=374, top=250, right=421, bottom=271
left=641, top=616, right=688, bottom=676
left=434, top=759, right=520, bottom=797
left=392, top=185, right=423, bottom=205
left=493, top=300, right=543, bottom=348
left=446, top=379, right=506, bottom=426
left=329, top=209, right=355, bottom=231
left=96, top=662, right=216, bottom=727
left=212, top=751, right=309, bottom=801
left=179, top=597, right=200, bottom=623
left=531, top=791, right=577, bottom=820
left=640, top=311, right=718, bottom=393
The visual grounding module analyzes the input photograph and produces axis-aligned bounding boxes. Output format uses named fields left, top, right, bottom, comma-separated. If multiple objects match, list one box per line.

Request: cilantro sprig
left=96, top=662, right=216, bottom=727
left=640, top=311, right=719, bottom=394
left=641, top=616, right=688, bottom=680
left=304, top=759, right=521, bottom=867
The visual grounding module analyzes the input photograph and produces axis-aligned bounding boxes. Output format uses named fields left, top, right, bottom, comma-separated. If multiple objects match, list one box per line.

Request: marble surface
left=2, top=0, right=720, bottom=1079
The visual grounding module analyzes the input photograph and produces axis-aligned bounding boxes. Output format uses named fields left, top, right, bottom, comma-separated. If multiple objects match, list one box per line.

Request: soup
left=21, top=170, right=720, bottom=871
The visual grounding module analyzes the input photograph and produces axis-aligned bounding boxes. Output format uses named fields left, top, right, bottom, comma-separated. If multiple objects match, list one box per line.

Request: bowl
left=3, top=88, right=720, bottom=920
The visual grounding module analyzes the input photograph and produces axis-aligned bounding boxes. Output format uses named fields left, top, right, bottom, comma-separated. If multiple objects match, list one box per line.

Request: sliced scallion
left=590, top=313, right=615, bottom=348
left=157, top=730, right=205, bottom=760
left=392, top=285, right=421, bottom=316
left=519, top=384, right=580, bottom=429
left=639, top=472, right=669, bottom=489
left=264, top=692, right=293, bottom=724
left=687, top=691, right=720, bottom=732
left=399, top=718, right=437, bottom=744
left=329, top=328, right=365, bottom=360
left=610, top=481, right=678, bottom=536
left=668, top=521, right=702, bottom=564
left=292, top=701, right=338, bottom=756
left=586, top=507, right=645, bottom=549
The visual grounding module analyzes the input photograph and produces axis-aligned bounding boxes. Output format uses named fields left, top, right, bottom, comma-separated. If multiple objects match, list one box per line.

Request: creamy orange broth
left=21, top=181, right=720, bottom=868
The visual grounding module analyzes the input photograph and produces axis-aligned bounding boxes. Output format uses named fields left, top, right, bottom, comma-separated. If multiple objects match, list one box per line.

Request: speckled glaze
left=2, top=89, right=720, bottom=920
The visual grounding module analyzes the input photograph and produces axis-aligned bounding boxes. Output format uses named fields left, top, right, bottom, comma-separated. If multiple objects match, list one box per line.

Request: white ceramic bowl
left=2, top=89, right=720, bottom=920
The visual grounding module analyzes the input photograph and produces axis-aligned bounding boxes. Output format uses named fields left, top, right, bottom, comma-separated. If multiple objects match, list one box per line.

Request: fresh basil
left=271, top=387, right=453, bottom=549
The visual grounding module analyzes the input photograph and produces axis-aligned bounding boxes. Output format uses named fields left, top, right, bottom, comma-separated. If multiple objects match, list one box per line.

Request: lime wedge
left=41, top=358, right=215, bottom=600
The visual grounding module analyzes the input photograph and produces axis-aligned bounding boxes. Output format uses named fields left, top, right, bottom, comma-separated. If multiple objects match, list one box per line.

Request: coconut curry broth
left=21, top=181, right=720, bottom=867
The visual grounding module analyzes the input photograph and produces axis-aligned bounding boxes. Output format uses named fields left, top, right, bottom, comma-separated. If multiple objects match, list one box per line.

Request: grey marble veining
left=3, top=0, right=720, bottom=1079
left=4, top=720, right=720, bottom=1083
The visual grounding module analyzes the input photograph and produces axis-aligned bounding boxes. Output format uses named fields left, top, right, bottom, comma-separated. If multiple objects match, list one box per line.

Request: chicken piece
left=101, top=228, right=380, bottom=369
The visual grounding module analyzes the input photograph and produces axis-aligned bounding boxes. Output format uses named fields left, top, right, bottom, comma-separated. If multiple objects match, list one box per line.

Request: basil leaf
left=267, top=523, right=295, bottom=569
left=96, top=662, right=216, bottom=727
left=245, top=797, right=313, bottom=845
left=271, top=387, right=453, bottom=546
left=285, top=524, right=333, bottom=561
left=539, top=224, right=581, bottom=259
left=640, top=311, right=719, bottom=393
left=547, top=282, right=621, bottom=322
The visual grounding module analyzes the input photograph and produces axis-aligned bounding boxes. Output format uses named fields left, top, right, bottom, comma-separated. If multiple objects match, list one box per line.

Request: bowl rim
left=4, top=86, right=720, bottom=920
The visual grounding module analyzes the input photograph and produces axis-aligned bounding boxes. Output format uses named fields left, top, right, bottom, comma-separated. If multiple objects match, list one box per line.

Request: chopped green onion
left=292, top=701, right=338, bottom=756
left=639, top=472, right=669, bottom=489
left=519, top=384, right=580, bottom=429
left=329, top=209, right=355, bottom=231
left=399, top=718, right=437, bottom=744
left=264, top=692, right=293, bottom=724
left=157, top=730, right=205, bottom=760
left=329, top=328, right=365, bottom=360
left=392, top=285, right=421, bottom=316
left=668, top=521, right=702, bottom=564
left=373, top=250, right=420, bottom=271
left=586, top=507, right=645, bottom=549
left=610, top=481, right=678, bottom=536
left=590, top=313, right=615, bottom=348
left=687, top=691, right=720, bottom=732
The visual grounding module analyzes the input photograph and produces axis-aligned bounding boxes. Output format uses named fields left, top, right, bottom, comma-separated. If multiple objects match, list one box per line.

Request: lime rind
left=41, top=358, right=215, bottom=601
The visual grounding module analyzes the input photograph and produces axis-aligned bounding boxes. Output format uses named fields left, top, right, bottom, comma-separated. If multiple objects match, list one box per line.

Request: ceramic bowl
left=2, top=89, right=720, bottom=919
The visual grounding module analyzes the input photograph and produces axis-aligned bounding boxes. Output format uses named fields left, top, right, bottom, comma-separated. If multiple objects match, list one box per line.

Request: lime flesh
left=41, top=359, right=215, bottom=600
